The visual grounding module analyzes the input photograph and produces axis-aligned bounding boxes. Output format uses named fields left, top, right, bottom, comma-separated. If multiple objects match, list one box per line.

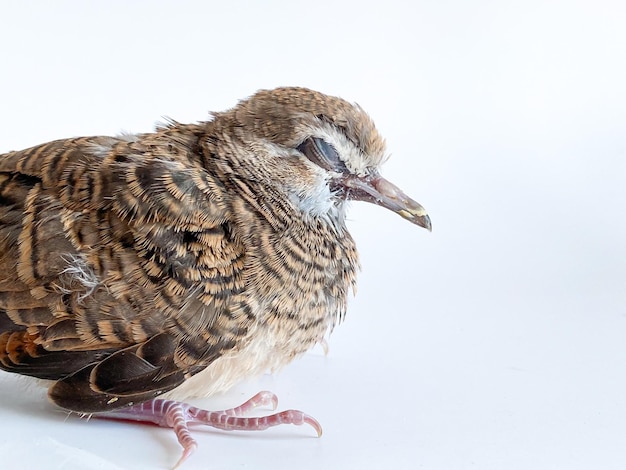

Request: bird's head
left=215, top=87, right=431, bottom=231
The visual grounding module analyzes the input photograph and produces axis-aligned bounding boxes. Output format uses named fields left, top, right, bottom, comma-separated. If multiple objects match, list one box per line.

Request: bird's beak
left=343, top=173, right=432, bottom=231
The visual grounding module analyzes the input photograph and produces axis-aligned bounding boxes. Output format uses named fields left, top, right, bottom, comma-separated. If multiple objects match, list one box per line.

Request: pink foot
left=96, top=391, right=322, bottom=469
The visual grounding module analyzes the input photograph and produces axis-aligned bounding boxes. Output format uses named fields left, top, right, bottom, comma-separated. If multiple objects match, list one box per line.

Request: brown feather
left=0, top=87, right=428, bottom=413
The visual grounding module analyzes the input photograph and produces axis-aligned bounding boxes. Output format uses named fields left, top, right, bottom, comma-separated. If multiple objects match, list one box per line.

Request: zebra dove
left=0, top=87, right=431, bottom=467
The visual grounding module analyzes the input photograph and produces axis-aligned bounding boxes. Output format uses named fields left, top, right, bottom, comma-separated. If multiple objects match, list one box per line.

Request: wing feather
left=0, top=128, right=251, bottom=412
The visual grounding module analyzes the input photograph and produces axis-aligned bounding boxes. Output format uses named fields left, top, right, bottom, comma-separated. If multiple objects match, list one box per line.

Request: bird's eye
left=297, top=137, right=348, bottom=173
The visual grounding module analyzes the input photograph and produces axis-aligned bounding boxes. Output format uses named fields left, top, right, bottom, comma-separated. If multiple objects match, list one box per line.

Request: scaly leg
left=96, top=391, right=322, bottom=469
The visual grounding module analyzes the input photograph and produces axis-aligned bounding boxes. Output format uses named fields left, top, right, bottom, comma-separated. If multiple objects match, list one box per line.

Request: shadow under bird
left=0, top=87, right=431, bottom=467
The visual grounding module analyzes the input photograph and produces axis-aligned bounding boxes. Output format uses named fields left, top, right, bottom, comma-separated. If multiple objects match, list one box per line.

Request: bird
left=0, top=87, right=431, bottom=467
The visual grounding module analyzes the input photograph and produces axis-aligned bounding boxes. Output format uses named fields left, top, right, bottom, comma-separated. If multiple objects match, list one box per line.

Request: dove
left=0, top=87, right=431, bottom=467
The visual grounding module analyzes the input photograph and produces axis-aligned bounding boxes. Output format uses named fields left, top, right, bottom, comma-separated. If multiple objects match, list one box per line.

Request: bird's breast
left=166, top=221, right=359, bottom=400
left=247, top=222, right=358, bottom=349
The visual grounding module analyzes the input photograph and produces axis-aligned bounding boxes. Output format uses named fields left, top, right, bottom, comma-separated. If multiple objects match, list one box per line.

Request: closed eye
left=297, top=137, right=348, bottom=173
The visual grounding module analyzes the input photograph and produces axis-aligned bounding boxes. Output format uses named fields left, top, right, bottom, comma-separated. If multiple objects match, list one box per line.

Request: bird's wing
left=0, top=131, right=251, bottom=412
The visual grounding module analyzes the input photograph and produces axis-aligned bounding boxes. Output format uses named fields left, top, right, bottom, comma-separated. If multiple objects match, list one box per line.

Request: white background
left=1, top=1, right=625, bottom=469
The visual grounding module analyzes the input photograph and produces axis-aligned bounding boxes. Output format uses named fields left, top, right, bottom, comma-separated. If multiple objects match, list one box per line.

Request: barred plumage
left=0, top=87, right=430, bottom=466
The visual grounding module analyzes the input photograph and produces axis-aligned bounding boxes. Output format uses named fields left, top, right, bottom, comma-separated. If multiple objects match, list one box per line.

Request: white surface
left=1, top=1, right=626, bottom=469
